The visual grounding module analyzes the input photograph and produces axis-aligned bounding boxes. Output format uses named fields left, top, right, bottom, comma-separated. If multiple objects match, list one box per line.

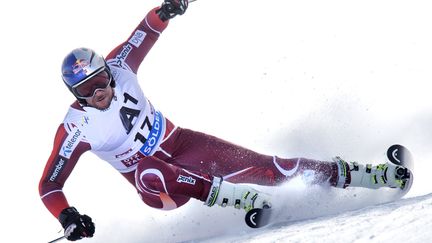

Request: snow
left=224, top=193, right=432, bottom=243
left=2, top=0, right=432, bottom=242
left=86, top=183, right=432, bottom=243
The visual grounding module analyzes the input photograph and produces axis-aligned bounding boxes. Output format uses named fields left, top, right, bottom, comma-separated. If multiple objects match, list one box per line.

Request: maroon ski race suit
left=39, top=7, right=342, bottom=220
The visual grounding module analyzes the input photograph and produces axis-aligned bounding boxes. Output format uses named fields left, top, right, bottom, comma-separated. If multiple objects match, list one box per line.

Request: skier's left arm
left=105, top=0, right=189, bottom=74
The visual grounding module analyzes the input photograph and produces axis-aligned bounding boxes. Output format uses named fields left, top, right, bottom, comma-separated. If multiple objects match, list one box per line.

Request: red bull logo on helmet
left=72, top=59, right=90, bottom=75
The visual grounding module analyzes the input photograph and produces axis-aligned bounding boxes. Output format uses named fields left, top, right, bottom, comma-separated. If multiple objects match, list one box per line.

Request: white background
left=1, top=0, right=432, bottom=242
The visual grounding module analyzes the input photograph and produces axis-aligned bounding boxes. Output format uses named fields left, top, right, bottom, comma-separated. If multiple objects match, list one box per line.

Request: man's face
left=85, top=84, right=114, bottom=110
left=74, top=70, right=115, bottom=110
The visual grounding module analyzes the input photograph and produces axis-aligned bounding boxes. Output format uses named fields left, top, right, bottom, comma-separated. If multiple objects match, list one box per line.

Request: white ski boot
left=205, top=177, right=271, bottom=212
left=333, top=156, right=411, bottom=190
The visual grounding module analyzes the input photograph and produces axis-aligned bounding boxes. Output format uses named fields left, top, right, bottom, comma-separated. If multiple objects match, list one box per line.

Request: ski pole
left=48, top=235, right=65, bottom=243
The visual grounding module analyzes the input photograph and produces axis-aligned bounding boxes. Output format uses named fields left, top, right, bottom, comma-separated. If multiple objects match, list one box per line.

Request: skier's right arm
left=39, top=123, right=94, bottom=240
left=105, top=0, right=189, bottom=74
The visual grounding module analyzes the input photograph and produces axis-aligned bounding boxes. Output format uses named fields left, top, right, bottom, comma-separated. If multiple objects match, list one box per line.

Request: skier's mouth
left=96, top=95, right=106, bottom=102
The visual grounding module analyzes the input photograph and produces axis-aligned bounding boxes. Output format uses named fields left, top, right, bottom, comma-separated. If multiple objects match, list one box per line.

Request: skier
left=39, top=0, right=411, bottom=241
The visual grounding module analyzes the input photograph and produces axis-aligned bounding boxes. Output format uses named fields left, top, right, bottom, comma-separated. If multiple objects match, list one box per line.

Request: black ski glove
left=58, top=207, right=95, bottom=241
left=156, top=0, right=189, bottom=22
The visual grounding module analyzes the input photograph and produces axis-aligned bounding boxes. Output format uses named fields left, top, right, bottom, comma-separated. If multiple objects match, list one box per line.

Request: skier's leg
left=157, top=128, right=340, bottom=187
left=333, top=157, right=411, bottom=189
left=134, top=156, right=211, bottom=210
left=134, top=156, right=271, bottom=212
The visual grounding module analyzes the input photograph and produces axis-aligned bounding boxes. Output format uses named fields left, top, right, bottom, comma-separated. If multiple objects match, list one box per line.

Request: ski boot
left=333, top=156, right=411, bottom=190
left=205, top=177, right=271, bottom=212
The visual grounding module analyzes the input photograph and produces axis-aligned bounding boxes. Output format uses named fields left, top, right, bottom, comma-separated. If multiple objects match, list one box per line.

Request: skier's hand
left=156, top=0, right=189, bottom=22
left=59, top=207, right=95, bottom=241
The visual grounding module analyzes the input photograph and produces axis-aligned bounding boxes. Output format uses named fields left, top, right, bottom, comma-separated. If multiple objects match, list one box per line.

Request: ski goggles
left=72, top=68, right=112, bottom=99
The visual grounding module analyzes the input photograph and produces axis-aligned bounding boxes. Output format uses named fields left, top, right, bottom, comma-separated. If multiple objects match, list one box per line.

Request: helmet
left=61, top=48, right=114, bottom=101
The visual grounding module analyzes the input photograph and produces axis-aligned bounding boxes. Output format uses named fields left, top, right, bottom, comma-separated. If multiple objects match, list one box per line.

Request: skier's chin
left=95, top=102, right=111, bottom=110
left=90, top=94, right=113, bottom=110
left=94, top=97, right=112, bottom=110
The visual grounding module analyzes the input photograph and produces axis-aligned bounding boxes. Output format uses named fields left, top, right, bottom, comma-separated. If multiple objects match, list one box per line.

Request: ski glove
left=157, top=0, right=189, bottom=22
left=58, top=207, right=95, bottom=241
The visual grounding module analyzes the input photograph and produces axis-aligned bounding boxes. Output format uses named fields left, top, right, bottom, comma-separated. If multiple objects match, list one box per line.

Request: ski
left=386, top=144, right=414, bottom=197
left=245, top=207, right=272, bottom=228
left=386, top=144, right=414, bottom=169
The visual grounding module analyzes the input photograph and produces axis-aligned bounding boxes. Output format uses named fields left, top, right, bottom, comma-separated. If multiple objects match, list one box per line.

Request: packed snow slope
left=94, top=181, right=432, bottom=243
left=206, top=192, right=432, bottom=243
